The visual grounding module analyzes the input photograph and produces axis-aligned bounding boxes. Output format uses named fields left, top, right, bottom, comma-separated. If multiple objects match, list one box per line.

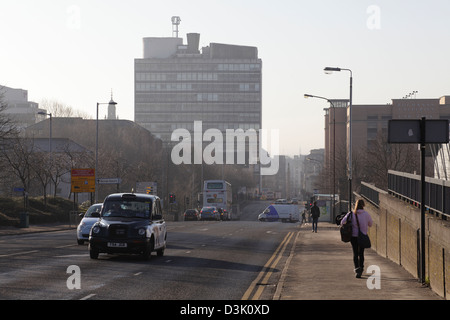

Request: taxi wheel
left=142, top=238, right=154, bottom=260
left=89, top=244, right=99, bottom=259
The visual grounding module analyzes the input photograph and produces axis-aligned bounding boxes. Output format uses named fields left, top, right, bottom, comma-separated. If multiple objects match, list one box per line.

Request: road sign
left=97, top=178, right=122, bottom=185
left=136, top=181, right=157, bottom=195
left=71, top=168, right=95, bottom=193
left=388, top=119, right=449, bottom=144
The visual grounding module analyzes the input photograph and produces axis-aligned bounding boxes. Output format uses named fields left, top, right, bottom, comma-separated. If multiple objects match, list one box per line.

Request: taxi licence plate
left=107, top=242, right=127, bottom=248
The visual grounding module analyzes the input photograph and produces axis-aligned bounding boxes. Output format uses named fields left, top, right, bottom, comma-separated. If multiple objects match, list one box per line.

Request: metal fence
left=387, top=170, right=450, bottom=220
left=360, top=182, right=387, bottom=208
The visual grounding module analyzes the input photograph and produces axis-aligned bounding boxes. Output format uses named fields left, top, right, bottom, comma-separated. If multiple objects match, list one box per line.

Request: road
left=0, top=201, right=302, bottom=300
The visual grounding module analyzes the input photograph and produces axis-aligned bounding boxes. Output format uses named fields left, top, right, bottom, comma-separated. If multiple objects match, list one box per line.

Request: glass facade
left=134, top=57, right=262, bottom=146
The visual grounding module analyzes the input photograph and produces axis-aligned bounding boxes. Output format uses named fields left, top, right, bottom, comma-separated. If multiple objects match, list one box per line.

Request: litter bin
left=19, top=212, right=29, bottom=228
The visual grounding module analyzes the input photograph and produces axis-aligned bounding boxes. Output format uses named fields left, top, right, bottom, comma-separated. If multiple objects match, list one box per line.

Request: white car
left=77, top=203, right=102, bottom=244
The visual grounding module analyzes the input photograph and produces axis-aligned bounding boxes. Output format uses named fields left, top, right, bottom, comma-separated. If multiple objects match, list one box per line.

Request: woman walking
left=340, top=199, right=373, bottom=278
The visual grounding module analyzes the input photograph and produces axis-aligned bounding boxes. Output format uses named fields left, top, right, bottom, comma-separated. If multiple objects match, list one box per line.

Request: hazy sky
left=1, top=0, right=449, bottom=156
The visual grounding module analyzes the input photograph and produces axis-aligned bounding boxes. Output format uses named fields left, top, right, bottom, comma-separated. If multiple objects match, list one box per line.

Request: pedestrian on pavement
left=301, top=209, right=307, bottom=224
left=310, top=201, right=320, bottom=233
left=340, top=199, right=373, bottom=278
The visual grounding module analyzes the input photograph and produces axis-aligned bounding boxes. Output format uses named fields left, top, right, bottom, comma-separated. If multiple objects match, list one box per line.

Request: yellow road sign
left=71, top=168, right=95, bottom=193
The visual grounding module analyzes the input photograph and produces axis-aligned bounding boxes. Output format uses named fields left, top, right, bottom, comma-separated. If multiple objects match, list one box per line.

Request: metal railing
left=360, top=182, right=387, bottom=208
left=388, top=170, right=450, bottom=220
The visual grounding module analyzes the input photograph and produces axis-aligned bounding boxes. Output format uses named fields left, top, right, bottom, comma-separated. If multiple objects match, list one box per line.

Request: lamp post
left=37, top=111, right=52, bottom=155
left=304, top=94, right=336, bottom=220
left=37, top=111, right=53, bottom=195
left=96, top=99, right=117, bottom=203
left=324, top=67, right=353, bottom=212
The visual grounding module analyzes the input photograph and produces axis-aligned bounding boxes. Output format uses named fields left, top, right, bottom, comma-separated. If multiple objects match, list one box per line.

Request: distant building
left=323, top=96, right=450, bottom=190
left=302, top=149, right=324, bottom=197
left=107, top=94, right=117, bottom=120
left=0, top=85, right=46, bottom=131
left=134, top=33, right=262, bottom=148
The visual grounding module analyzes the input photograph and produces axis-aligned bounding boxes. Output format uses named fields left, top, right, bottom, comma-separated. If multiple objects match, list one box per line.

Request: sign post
left=388, top=118, right=449, bottom=284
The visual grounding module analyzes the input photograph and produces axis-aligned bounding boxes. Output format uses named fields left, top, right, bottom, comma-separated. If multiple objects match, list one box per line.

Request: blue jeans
left=312, top=218, right=318, bottom=232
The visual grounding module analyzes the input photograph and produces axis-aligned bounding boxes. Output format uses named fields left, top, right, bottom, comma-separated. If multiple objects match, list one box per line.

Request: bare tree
left=40, top=99, right=92, bottom=119
left=0, top=137, right=36, bottom=194
left=364, top=133, right=420, bottom=189
left=29, top=151, right=52, bottom=204
left=0, top=87, right=19, bottom=143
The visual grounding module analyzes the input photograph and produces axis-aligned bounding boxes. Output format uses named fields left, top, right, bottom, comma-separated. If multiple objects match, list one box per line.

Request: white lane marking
left=55, top=244, right=79, bottom=249
left=0, top=250, right=39, bottom=258
left=80, top=294, right=96, bottom=300
left=54, top=254, right=90, bottom=258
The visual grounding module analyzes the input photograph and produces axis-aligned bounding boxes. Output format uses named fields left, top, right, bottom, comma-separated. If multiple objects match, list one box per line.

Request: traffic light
left=169, top=193, right=176, bottom=203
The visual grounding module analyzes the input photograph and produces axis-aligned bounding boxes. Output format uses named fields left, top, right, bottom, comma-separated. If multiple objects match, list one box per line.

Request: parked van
left=258, top=204, right=299, bottom=223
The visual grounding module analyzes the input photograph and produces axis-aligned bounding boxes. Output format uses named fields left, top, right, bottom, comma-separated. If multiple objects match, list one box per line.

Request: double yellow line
left=242, top=231, right=294, bottom=300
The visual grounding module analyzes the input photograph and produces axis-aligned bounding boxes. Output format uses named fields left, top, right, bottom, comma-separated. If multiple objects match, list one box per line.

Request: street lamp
left=37, top=111, right=53, bottom=195
left=304, top=94, right=336, bottom=220
left=324, top=66, right=353, bottom=212
left=37, top=111, right=52, bottom=156
left=96, top=99, right=117, bottom=203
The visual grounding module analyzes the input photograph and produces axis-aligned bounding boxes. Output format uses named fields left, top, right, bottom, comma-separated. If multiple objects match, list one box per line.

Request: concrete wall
left=358, top=193, right=450, bottom=299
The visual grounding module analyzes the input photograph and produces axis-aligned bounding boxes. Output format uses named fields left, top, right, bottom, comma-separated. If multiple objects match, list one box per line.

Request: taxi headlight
left=138, top=228, right=146, bottom=236
left=92, top=226, right=101, bottom=234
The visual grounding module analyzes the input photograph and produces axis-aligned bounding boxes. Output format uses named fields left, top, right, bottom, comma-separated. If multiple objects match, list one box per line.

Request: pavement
left=0, top=223, right=76, bottom=237
left=0, top=222, right=443, bottom=300
left=275, top=222, right=442, bottom=300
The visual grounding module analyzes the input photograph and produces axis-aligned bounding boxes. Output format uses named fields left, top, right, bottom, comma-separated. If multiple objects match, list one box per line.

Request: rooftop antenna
left=171, top=16, right=181, bottom=38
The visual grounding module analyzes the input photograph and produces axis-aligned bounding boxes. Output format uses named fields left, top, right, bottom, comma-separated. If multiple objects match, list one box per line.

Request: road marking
left=241, top=232, right=294, bottom=300
left=0, top=250, right=39, bottom=258
left=273, top=231, right=300, bottom=300
left=80, top=294, right=96, bottom=300
left=55, top=244, right=78, bottom=249
left=55, top=254, right=89, bottom=258
left=134, top=272, right=143, bottom=276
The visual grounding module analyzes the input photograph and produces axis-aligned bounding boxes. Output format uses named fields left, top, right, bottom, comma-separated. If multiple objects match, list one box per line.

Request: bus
left=203, top=180, right=232, bottom=220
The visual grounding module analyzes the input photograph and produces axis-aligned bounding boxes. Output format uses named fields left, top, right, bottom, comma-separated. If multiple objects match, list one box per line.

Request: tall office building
left=134, top=33, right=262, bottom=149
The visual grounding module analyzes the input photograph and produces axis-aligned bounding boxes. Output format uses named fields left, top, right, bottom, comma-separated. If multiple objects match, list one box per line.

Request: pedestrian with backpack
left=340, top=199, right=373, bottom=278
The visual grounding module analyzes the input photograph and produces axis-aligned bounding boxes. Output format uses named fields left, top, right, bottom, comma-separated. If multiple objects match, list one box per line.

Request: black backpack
left=338, top=212, right=353, bottom=243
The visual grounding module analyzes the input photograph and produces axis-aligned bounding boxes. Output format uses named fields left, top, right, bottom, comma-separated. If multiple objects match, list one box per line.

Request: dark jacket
left=311, top=205, right=320, bottom=220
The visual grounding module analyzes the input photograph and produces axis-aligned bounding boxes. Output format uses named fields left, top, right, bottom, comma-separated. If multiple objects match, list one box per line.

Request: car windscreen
left=85, top=205, right=101, bottom=217
left=102, top=199, right=152, bottom=219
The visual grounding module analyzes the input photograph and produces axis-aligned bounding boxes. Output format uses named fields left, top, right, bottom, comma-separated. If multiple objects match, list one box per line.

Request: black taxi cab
left=88, top=193, right=166, bottom=260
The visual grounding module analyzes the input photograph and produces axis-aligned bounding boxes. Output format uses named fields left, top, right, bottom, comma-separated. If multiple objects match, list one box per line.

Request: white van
left=258, top=204, right=299, bottom=223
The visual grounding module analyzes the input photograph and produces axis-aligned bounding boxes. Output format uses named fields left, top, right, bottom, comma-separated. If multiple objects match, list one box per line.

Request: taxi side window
left=153, top=199, right=163, bottom=220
